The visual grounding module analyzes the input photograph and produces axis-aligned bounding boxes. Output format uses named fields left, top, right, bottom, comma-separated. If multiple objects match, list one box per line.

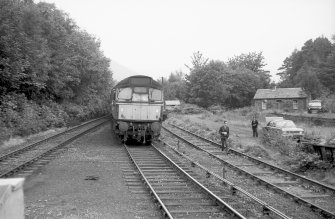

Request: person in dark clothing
left=219, top=121, right=229, bottom=151
left=251, top=118, right=258, bottom=137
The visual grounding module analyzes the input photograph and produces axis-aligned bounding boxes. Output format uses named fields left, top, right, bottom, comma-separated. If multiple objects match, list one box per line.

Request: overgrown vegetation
left=261, top=123, right=334, bottom=172
left=163, top=36, right=335, bottom=113
left=167, top=104, right=334, bottom=173
left=0, top=0, right=113, bottom=142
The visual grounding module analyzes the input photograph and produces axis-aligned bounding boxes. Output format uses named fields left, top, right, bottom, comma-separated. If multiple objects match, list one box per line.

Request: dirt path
left=24, top=125, right=160, bottom=218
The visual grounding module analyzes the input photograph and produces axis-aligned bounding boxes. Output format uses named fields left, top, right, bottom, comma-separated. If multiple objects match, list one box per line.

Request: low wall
left=271, top=113, right=335, bottom=127
left=0, top=178, right=25, bottom=219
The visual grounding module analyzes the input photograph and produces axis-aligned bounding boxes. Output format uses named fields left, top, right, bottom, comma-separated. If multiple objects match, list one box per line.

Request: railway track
left=125, top=144, right=291, bottom=218
left=162, top=123, right=335, bottom=218
left=0, top=116, right=109, bottom=178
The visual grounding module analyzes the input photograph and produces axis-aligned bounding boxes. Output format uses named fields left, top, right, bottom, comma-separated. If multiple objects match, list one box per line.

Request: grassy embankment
left=167, top=104, right=335, bottom=183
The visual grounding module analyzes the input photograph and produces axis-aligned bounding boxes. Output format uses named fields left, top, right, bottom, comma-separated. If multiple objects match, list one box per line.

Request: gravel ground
left=24, top=124, right=161, bottom=219
left=160, top=129, right=325, bottom=219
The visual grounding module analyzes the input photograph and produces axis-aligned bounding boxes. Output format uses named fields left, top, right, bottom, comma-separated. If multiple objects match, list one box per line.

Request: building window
left=262, top=100, right=267, bottom=110
left=293, top=100, right=298, bottom=109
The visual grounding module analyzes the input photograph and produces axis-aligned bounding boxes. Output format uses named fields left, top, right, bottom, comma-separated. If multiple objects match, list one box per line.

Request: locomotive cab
left=110, top=76, right=164, bottom=144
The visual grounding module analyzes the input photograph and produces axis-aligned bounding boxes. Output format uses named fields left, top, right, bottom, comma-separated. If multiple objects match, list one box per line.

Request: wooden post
left=222, top=167, right=226, bottom=179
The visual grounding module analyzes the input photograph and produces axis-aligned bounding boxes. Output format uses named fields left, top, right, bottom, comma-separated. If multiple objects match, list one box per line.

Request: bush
left=0, top=126, right=13, bottom=143
left=262, top=127, right=334, bottom=172
left=285, top=149, right=333, bottom=172
left=261, top=128, right=296, bottom=156
left=0, top=92, right=109, bottom=141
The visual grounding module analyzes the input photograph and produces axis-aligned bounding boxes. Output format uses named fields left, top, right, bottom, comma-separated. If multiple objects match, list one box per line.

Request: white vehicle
left=264, top=117, right=304, bottom=139
left=308, top=100, right=322, bottom=113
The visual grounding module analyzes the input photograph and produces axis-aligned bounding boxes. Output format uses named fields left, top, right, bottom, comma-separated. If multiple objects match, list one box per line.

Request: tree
left=185, top=51, right=209, bottom=71
left=185, top=59, right=265, bottom=108
left=228, top=52, right=266, bottom=73
left=185, top=60, right=228, bottom=107
left=0, top=0, right=113, bottom=137
left=163, top=71, right=187, bottom=100
left=294, top=64, right=322, bottom=99
left=277, top=36, right=334, bottom=97
left=227, top=52, right=271, bottom=88
left=168, top=71, right=184, bottom=83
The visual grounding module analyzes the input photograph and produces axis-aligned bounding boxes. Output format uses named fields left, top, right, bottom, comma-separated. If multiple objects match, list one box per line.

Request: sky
left=38, top=0, right=335, bottom=82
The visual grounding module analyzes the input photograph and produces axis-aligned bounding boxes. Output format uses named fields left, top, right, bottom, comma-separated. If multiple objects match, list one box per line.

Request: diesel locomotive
left=110, top=75, right=165, bottom=144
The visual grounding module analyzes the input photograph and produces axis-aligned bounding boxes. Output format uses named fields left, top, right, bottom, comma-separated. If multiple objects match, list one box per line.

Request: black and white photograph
left=0, top=0, right=334, bottom=218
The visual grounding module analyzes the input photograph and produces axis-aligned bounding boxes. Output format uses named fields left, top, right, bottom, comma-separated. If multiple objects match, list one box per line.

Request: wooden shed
left=253, top=87, right=308, bottom=111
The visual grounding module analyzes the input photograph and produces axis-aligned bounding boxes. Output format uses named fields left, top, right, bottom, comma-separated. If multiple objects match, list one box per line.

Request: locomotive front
left=110, top=76, right=164, bottom=144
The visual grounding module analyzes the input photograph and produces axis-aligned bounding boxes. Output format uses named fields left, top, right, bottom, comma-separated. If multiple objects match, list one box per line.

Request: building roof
left=165, top=100, right=181, bottom=106
left=253, top=88, right=308, bottom=99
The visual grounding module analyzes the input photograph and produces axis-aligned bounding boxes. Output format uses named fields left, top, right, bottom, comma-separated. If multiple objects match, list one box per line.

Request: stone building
left=253, top=87, right=308, bottom=111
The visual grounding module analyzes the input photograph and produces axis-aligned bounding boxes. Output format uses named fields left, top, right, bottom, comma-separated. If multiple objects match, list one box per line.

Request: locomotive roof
left=114, top=75, right=162, bottom=89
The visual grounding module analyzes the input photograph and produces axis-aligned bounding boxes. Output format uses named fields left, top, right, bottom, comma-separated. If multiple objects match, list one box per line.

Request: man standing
left=219, top=121, right=229, bottom=151
left=251, top=118, right=258, bottom=137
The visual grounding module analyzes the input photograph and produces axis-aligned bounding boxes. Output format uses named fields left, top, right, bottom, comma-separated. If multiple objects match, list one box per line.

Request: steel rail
left=163, top=125, right=335, bottom=219
left=125, top=144, right=246, bottom=218
left=0, top=120, right=108, bottom=178
left=0, top=115, right=110, bottom=162
left=151, top=143, right=246, bottom=219
left=159, top=140, right=292, bottom=219
left=124, top=145, right=174, bottom=219
left=167, top=123, right=335, bottom=193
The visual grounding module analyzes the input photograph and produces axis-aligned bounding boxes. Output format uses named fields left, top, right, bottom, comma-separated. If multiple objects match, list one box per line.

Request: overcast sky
left=38, top=0, right=335, bottom=81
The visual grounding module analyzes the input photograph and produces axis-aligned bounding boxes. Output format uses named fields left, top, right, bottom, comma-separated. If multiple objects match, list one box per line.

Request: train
left=110, top=75, right=165, bottom=144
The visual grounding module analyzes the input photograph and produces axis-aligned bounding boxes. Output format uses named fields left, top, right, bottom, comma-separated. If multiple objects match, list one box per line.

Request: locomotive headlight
left=118, top=122, right=128, bottom=131
left=151, top=122, right=161, bottom=133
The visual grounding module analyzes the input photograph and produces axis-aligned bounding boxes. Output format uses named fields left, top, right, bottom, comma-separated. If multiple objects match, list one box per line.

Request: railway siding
left=0, top=117, right=109, bottom=178
left=162, top=123, right=335, bottom=218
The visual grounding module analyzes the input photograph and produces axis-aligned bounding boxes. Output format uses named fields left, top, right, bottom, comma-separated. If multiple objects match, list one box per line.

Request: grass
left=168, top=105, right=335, bottom=173
left=0, top=128, right=65, bottom=152
left=297, top=122, right=335, bottom=143
left=1, top=137, right=25, bottom=151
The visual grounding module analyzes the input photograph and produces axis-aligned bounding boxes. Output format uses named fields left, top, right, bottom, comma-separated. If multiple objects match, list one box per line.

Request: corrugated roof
left=253, top=88, right=307, bottom=99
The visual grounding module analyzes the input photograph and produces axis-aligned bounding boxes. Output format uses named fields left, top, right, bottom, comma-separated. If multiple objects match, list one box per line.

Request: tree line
left=1, top=0, right=334, bottom=141
left=163, top=51, right=272, bottom=108
left=277, top=36, right=335, bottom=100
left=0, top=0, right=112, bottom=140
left=164, top=36, right=335, bottom=111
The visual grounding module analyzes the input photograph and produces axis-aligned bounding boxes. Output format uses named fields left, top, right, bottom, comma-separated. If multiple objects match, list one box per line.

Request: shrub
left=16, top=102, right=42, bottom=136
left=285, top=149, right=333, bottom=172
left=0, top=126, right=13, bottom=143
left=261, top=128, right=296, bottom=156
left=262, top=126, right=334, bottom=172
